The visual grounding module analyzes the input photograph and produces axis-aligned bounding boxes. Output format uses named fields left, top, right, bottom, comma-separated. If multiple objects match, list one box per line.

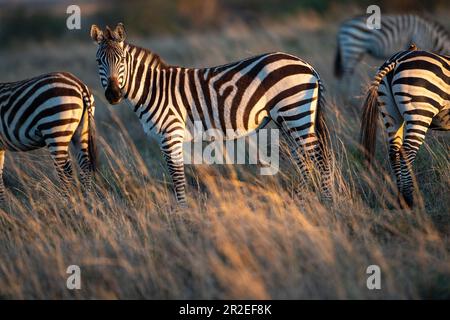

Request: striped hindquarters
left=361, top=49, right=449, bottom=207
left=0, top=72, right=88, bottom=153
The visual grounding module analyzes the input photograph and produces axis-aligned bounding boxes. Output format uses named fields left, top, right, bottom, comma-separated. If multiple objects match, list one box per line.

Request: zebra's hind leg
left=54, top=155, right=73, bottom=198
left=294, top=139, right=332, bottom=202
left=45, top=139, right=73, bottom=199
left=398, top=108, right=435, bottom=208
left=75, top=148, right=93, bottom=193
left=160, top=135, right=187, bottom=207
left=291, top=143, right=315, bottom=197
left=399, top=135, right=427, bottom=208
left=388, top=126, right=404, bottom=205
left=0, top=150, right=6, bottom=203
left=314, top=142, right=332, bottom=202
left=71, top=124, right=94, bottom=193
left=378, top=81, right=404, bottom=203
left=288, top=135, right=329, bottom=201
left=273, top=101, right=331, bottom=201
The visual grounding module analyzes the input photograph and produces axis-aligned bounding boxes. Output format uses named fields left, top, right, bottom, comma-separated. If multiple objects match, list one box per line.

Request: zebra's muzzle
left=105, top=79, right=123, bottom=105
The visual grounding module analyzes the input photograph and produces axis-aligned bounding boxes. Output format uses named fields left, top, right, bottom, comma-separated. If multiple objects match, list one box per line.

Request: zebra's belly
left=184, top=116, right=271, bottom=142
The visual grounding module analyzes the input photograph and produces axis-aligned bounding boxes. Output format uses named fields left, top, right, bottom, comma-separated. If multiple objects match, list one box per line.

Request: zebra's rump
left=389, top=50, right=450, bottom=106
left=375, top=50, right=450, bottom=133
left=0, top=72, right=88, bottom=151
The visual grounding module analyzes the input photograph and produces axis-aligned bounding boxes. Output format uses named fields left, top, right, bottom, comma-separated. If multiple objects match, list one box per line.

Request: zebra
left=335, top=14, right=450, bottom=78
left=360, top=45, right=449, bottom=207
left=0, top=72, right=97, bottom=202
left=90, top=23, right=332, bottom=206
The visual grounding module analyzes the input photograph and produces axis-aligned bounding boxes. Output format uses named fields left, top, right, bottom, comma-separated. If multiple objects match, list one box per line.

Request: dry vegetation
left=0, top=9, right=449, bottom=299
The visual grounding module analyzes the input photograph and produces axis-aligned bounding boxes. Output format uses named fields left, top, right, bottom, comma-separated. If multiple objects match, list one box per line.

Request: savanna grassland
left=0, top=4, right=449, bottom=299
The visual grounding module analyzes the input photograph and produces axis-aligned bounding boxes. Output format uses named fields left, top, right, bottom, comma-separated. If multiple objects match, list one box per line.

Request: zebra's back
left=179, top=52, right=322, bottom=141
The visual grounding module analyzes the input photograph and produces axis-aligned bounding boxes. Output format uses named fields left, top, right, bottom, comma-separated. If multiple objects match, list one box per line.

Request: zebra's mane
left=125, top=42, right=169, bottom=69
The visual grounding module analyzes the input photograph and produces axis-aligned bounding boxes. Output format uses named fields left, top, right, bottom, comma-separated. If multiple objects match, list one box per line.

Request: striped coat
left=0, top=72, right=97, bottom=201
left=360, top=45, right=449, bottom=207
left=91, top=23, right=332, bottom=205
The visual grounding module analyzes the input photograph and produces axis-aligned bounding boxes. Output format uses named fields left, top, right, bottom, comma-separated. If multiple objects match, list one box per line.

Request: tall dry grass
left=0, top=10, right=449, bottom=299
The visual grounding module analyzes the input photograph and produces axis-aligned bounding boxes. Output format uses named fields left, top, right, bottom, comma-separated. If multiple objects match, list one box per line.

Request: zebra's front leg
left=160, top=136, right=187, bottom=206
left=0, top=150, right=6, bottom=203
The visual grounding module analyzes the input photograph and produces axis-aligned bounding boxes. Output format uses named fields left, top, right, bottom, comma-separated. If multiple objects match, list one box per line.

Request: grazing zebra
left=360, top=45, right=449, bottom=207
left=90, top=23, right=332, bottom=205
left=0, top=72, right=97, bottom=201
left=335, top=14, right=450, bottom=78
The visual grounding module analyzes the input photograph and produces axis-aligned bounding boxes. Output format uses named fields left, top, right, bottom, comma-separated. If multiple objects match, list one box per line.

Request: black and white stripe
left=0, top=72, right=97, bottom=201
left=335, top=14, right=450, bottom=78
left=91, top=23, right=332, bottom=205
left=360, top=46, right=449, bottom=207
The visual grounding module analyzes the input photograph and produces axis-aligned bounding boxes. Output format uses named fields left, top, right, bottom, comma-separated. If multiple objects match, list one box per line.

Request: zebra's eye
left=96, top=58, right=101, bottom=64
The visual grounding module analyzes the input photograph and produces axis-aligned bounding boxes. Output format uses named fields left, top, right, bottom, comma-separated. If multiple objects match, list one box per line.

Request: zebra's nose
left=105, top=79, right=122, bottom=105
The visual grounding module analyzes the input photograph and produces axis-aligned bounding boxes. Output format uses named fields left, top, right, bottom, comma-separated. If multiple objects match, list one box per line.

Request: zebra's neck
left=123, top=43, right=170, bottom=110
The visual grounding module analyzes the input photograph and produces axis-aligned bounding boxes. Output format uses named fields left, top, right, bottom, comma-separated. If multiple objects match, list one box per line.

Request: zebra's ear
left=90, top=25, right=104, bottom=44
left=114, top=23, right=126, bottom=42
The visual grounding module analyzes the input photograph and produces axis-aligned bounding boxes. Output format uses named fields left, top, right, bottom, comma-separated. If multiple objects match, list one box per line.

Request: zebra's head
left=90, top=23, right=128, bottom=105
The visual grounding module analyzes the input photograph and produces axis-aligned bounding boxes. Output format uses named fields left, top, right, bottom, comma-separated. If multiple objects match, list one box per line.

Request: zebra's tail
left=334, top=38, right=343, bottom=78
left=83, top=90, right=97, bottom=172
left=360, top=62, right=396, bottom=166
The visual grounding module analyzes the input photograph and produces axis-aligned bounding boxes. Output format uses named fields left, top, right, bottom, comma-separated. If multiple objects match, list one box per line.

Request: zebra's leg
left=293, top=137, right=332, bottom=201
left=291, top=141, right=315, bottom=196
left=280, top=125, right=323, bottom=199
left=77, top=149, right=93, bottom=192
left=45, top=138, right=73, bottom=197
left=396, top=100, right=438, bottom=207
left=389, top=135, right=404, bottom=200
left=378, top=79, right=404, bottom=199
left=0, top=150, right=6, bottom=203
left=71, top=120, right=94, bottom=192
left=271, top=90, right=326, bottom=200
left=314, top=142, right=332, bottom=202
left=160, top=135, right=187, bottom=206
left=399, top=115, right=433, bottom=208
